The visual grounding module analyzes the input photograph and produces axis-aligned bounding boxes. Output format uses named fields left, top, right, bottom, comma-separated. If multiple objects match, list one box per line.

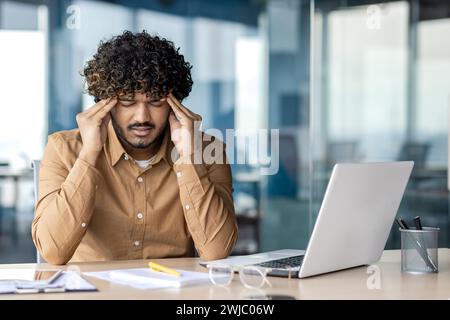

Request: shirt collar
left=106, top=121, right=173, bottom=167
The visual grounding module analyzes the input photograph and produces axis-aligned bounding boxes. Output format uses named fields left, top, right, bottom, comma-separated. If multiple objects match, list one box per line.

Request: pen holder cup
left=400, top=227, right=439, bottom=274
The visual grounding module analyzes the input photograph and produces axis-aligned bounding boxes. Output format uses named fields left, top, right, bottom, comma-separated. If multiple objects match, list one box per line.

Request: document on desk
left=84, top=268, right=214, bottom=290
left=0, top=271, right=97, bottom=294
left=0, top=283, right=16, bottom=294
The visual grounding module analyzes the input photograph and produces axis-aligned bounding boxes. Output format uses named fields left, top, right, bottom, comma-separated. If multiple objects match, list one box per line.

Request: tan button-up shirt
left=32, top=122, right=238, bottom=265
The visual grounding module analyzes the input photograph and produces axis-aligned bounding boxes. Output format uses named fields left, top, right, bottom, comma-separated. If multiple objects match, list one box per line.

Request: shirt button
left=176, top=172, right=182, bottom=178
left=81, top=222, right=87, bottom=228
left=134, top=241, right=140, bottom=247
left=124, top=154, right=129, bottom=160
left=137, top=213, right=143, bottom=219
left=185, top=204, right=190, bottom=210
left=137, top=177, right=144, bottom=183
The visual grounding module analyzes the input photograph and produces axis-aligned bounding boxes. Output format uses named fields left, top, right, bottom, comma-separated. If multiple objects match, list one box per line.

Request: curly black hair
left=82, top=30, right=193, bottom=102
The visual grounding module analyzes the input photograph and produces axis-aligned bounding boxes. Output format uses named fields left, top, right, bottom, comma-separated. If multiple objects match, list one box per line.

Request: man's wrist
left=79, top=148, right=100, bottom=166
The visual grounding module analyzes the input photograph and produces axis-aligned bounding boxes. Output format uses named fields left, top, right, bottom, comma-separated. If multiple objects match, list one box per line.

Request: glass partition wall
left=311, top=0, right=450, bottom=248
left=0, top=0, right=47, bottom=262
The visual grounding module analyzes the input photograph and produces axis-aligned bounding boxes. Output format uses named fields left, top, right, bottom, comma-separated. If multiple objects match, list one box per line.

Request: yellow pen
left=148, top=262, right=181, bottom=277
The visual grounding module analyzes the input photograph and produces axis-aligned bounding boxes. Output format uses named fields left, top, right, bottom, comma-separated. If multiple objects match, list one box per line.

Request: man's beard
left=111, top=116, right=167, bottom=150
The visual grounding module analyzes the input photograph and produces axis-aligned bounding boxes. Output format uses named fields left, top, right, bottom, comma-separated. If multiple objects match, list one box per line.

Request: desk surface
left=1, top=249, right=449, bottom=300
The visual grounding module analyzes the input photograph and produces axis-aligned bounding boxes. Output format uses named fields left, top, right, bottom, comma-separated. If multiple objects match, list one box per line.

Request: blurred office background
left=0, top=0, right=449, bottom=263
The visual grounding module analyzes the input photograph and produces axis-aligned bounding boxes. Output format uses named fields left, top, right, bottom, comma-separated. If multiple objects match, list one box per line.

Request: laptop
left=200, top=161, right=414, bottom=278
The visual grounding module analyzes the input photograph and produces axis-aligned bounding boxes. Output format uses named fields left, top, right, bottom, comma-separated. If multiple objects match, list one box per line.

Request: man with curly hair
left=32, top=30, right=238, bottom=265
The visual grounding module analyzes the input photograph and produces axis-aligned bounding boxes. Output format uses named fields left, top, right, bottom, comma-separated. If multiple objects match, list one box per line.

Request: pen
left=399, top=218, right=409, bottom=229
left=395, top=218, right=405, bottom=229
left=412, top=216, right=437, bottom=271
left=396, top=218, right=409, bottom=230
left=413, top=216, right=423, bottom=230
left=148, top=262, right=181, bottom=277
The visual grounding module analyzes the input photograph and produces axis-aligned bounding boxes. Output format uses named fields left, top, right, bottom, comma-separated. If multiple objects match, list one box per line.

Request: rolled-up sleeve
left=173, top=146, right=238, bottom=261
left=31, top=134, right=101, bottom=265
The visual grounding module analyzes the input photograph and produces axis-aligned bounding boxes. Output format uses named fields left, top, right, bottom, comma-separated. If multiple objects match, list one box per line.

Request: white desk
left=0, top=249, right=449, bottom=300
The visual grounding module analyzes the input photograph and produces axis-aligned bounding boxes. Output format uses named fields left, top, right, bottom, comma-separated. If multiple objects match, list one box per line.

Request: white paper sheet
left=84, top=270, right=173, bottom=290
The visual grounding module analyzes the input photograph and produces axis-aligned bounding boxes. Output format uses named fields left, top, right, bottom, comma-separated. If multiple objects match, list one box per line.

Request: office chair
left=31, top=160, right=46, bottom=264
left=326, top=140, right=360, bottom=166
left=397, top=141, right=430, bottom=169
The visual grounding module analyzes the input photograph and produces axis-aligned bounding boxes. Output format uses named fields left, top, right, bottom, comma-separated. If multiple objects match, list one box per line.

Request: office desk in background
left=0, top=249, right=449, bottom=300
left=0, top=167, right=33, bottom=210
left=0, top=167, right=33, bottom=244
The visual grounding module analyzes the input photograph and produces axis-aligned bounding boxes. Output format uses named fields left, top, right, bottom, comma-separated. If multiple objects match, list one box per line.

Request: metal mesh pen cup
left=400, top=227, right=439, bottom=274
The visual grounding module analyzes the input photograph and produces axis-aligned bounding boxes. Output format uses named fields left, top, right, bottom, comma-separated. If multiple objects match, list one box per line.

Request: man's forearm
left=174, top=159, right=238, bottom=260
left=184, top=182, right=238, bottom=260
left=32, top=157, right=101, bottom=265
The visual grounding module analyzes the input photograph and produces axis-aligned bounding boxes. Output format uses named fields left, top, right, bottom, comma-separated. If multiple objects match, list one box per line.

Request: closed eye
left=120, top=101, right=135, bottom=107
left=119, top=100, right=164, bottom=107
left=150, top=100, right=164, bottom=107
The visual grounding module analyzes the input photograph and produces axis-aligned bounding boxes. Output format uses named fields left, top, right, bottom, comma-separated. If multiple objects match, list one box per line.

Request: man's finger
left=87, top=97, right=116, bottom=116
left=168, top=94, right=197, bottom=119
left=169, top=112, right=181, bottom=134
left=167, top=97, right=191, bottom=122
left=85, top=98, right=111, bottom=116
left=93, top=98, right=117, bottom=119
left=168, top=112, right=181, bottom=128
left=101, top=112, right=111, bottom=126
left=168, top=111, right=176, bottom=122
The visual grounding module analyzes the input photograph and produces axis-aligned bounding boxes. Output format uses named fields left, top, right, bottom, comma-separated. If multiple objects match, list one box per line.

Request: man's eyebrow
left=118, top=97, right=135, bottom=101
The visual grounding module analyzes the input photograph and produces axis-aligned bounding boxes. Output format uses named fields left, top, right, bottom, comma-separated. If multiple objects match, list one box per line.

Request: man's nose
left=134, top=103, right=152, bottom=123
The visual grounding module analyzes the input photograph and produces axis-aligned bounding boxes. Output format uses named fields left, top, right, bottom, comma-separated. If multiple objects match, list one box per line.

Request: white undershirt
left=134, top=155, right=156, bottom=169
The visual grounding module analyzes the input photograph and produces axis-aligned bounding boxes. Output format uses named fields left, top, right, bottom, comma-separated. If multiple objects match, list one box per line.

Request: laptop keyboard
left=254, top=255, right=304, bottom=269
